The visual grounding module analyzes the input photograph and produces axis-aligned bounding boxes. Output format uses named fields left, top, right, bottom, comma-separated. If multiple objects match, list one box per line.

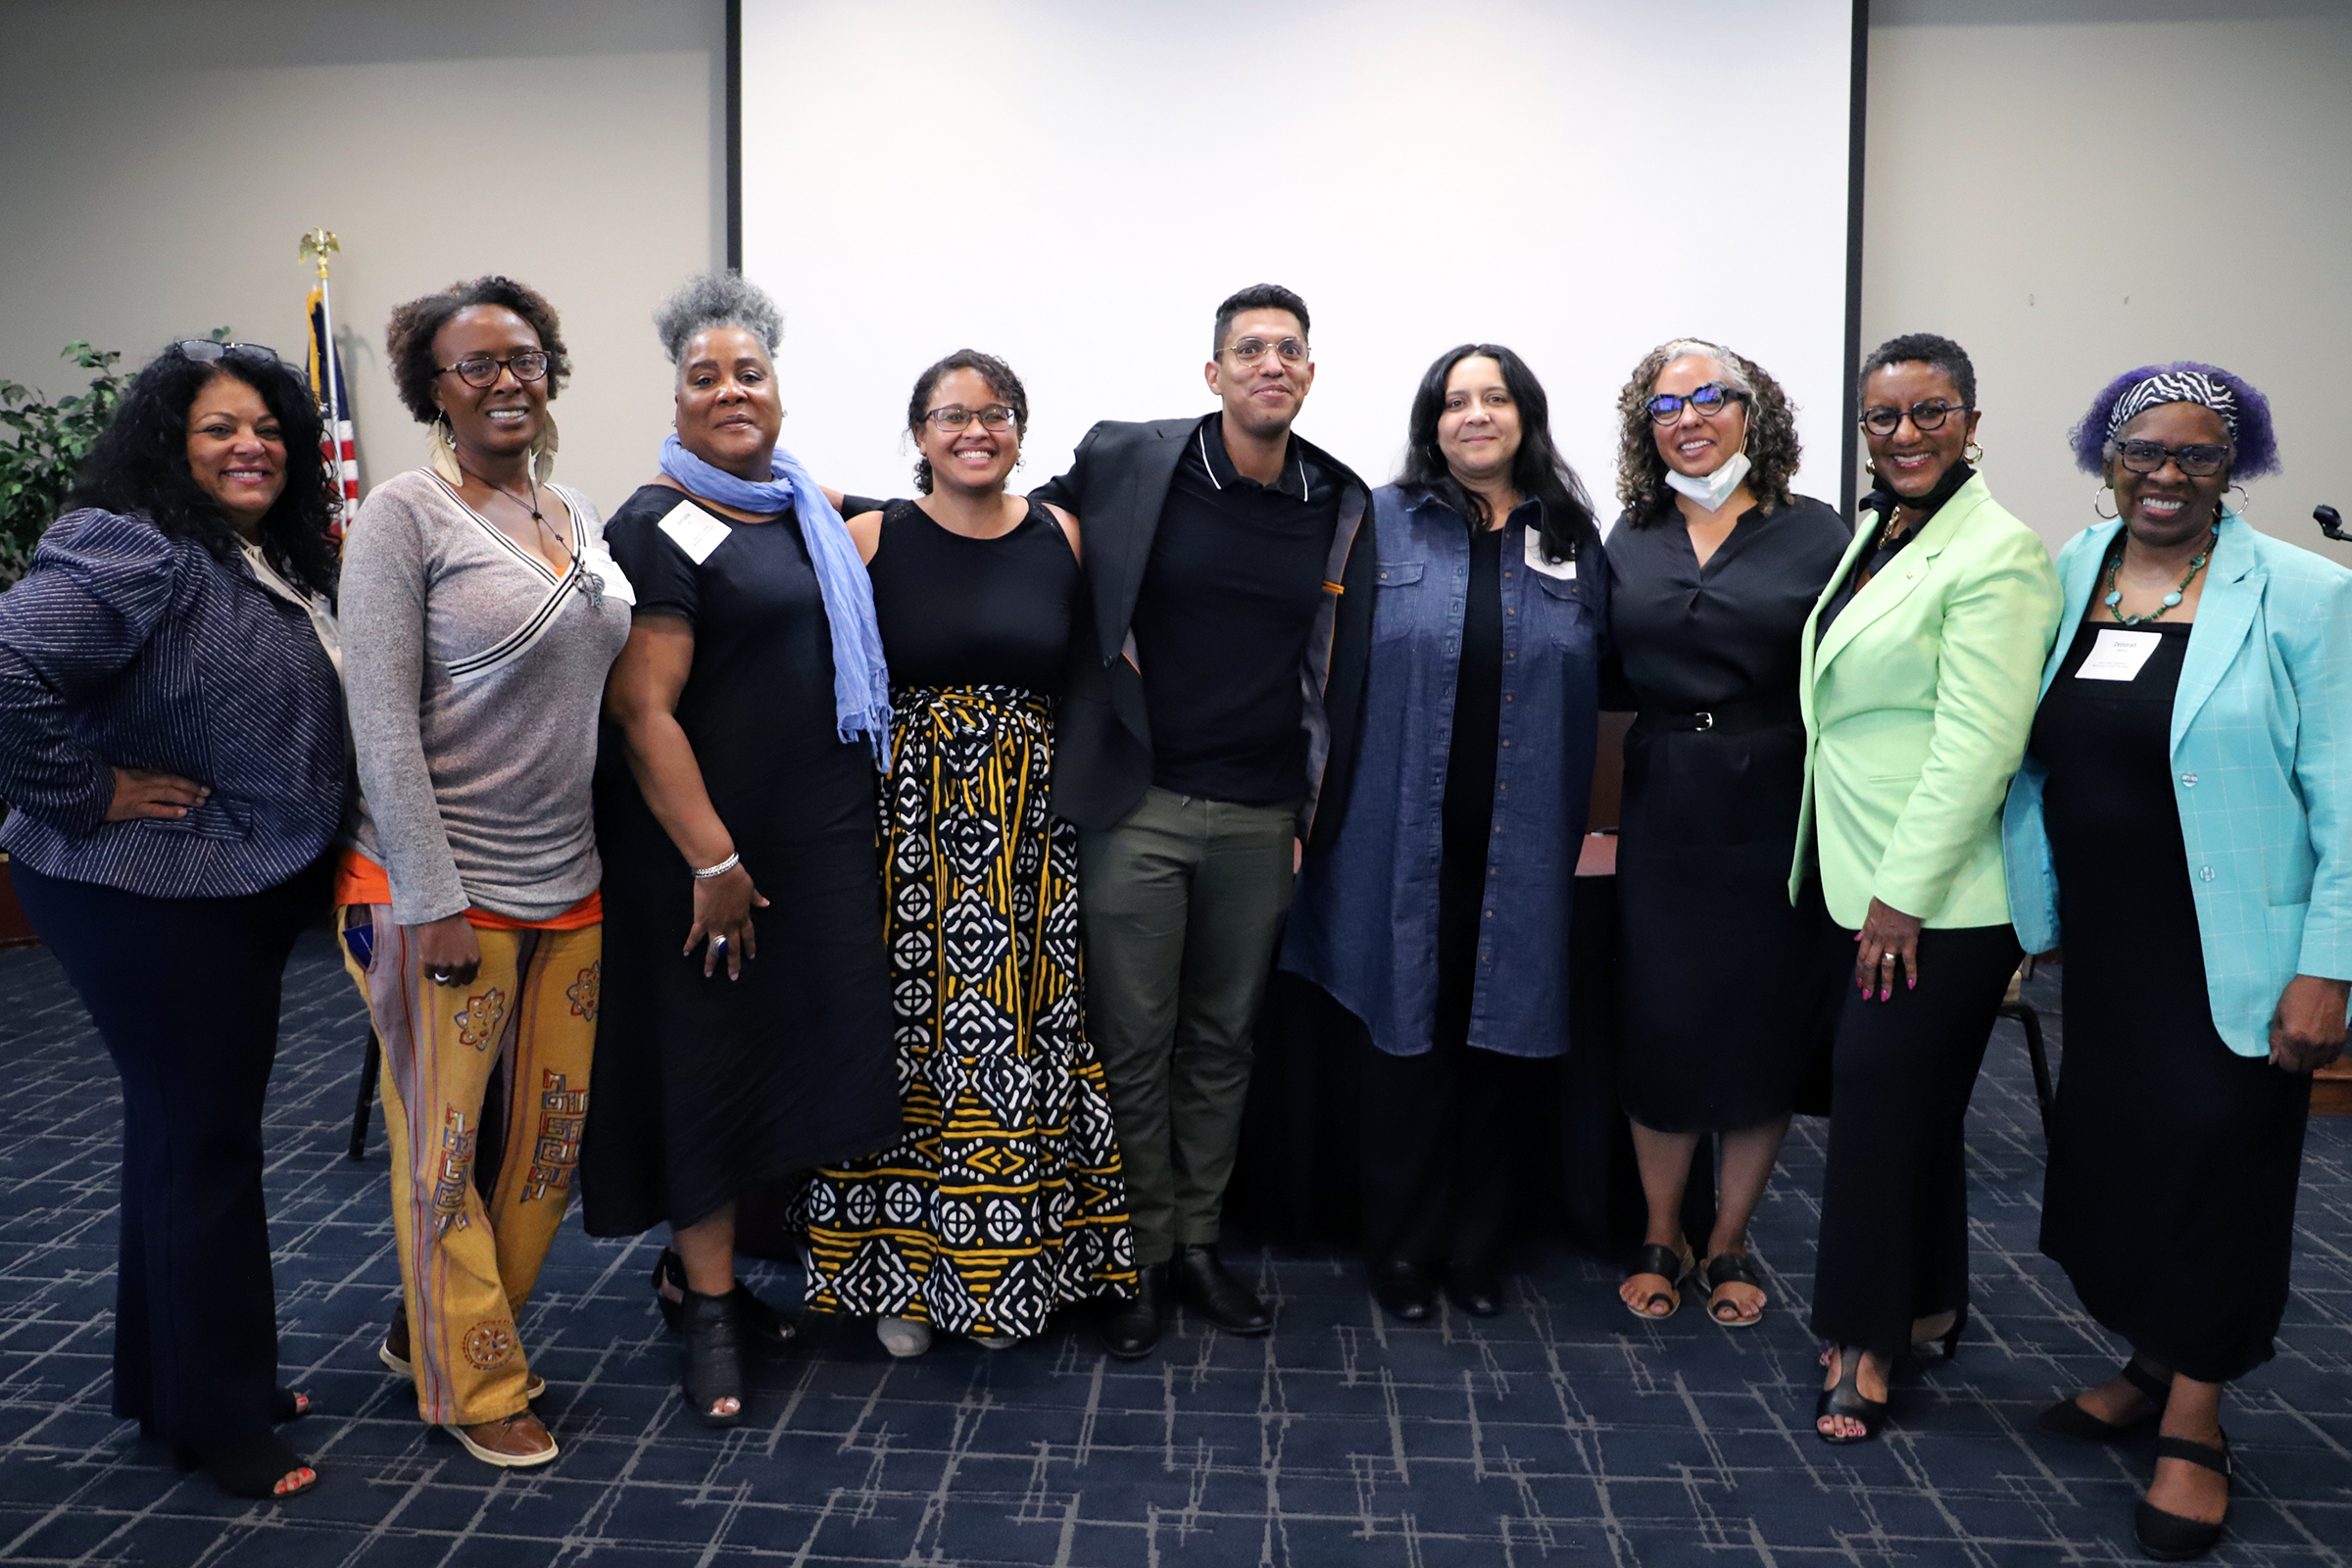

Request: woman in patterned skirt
left=798, top=350, right=1138, bottom=1354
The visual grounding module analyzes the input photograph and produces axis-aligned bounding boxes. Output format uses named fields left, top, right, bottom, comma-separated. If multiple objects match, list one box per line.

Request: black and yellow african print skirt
left=798, top=685, right=1137, bottom=1339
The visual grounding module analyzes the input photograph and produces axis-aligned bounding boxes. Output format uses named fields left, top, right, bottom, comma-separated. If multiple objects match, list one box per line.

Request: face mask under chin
left=1664, top=448, right=1751, bottom=513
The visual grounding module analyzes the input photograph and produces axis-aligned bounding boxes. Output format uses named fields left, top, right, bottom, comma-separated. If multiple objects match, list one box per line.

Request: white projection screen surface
left=742, top=1, right=1857, bottom=511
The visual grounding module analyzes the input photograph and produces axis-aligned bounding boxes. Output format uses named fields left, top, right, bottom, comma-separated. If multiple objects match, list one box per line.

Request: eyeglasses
left=2110, top=437, right=2231, bottom=479
left=1226, top=336, right=1309, bottom=366
left=1645, top=381, right=1747, bottom=424
left=1860, top=399, right=1969, bottom=436
left=437, top=351, right=553, bottom=388
left=922, top=404, right=1018, bottom=432
left=176, top=339, right=280, bottom=365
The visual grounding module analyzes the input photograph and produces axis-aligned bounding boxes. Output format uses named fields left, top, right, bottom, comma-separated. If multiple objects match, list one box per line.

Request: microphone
left=2319, top=505, right=2350, bottom=543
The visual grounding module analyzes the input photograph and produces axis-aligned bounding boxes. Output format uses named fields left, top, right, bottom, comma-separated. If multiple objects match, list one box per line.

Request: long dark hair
left=1398, top=343, right=1596, bottom=562
left=66, top=343, right=338, bottom=596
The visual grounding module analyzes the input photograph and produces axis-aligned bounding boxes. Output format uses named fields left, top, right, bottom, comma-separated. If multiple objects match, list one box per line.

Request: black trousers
left=13, top=860, right=322, bottom=1446
left=1808, top=917, right=2020, bottom=1357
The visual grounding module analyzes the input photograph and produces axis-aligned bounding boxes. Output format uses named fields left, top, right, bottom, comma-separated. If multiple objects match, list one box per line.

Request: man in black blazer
left=1033, top=284, right=1376, bottom=1357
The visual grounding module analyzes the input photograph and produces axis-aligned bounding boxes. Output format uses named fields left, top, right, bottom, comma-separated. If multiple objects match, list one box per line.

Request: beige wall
left=5, top=0, right=2348, bottom=572
left=0, top=0, right=727, bottom=515
left=1864, top=1, right=2352, bottom=568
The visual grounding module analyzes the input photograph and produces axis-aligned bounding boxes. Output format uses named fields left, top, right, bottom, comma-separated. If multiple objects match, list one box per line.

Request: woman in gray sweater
left=335, top=276, right=631, bottom=1470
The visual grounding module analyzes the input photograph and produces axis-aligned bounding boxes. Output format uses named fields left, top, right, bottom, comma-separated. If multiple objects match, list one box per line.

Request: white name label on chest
left=1523, top=528, right=1576, bottom=580
left=658, top=499, right=732, bottom=565
left=2075, top=627, right=2163, bottom=681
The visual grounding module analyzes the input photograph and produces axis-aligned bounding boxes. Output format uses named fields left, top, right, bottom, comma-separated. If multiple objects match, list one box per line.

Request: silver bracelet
left=692, top=852, right=741, bottom=880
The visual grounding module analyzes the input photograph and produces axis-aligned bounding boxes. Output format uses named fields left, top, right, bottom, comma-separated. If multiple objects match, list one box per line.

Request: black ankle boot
left=679, top=1289, right=746, bottom=1427
left=1171, top=1245, right=1271, bottom=1335
left=1099, top=1265, right=1166, bottom=1359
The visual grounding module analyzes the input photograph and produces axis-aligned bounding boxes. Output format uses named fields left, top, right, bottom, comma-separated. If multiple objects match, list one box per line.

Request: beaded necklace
left=2100, top=524, right=2217, bottom=625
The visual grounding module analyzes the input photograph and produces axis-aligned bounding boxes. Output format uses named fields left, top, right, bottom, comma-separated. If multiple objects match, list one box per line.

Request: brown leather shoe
left=446, top=1411, right=559, bottom=1468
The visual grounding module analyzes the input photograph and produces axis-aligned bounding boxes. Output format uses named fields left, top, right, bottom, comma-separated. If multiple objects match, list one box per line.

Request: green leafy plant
left=0, top=341, right=130, bottom=590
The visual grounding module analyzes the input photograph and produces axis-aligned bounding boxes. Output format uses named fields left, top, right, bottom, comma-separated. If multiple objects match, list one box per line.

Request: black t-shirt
left=865, top=498, right=1079, bottom=695
left=1131, top=414, right=1340, bottom=805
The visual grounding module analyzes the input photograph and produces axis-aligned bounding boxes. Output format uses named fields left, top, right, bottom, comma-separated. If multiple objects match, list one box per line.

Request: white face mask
left=1664, top=447, right=1751, bottom=513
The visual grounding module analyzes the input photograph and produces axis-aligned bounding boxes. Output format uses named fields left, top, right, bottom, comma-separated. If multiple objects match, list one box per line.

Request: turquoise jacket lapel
left=2173, top=514, right=2264, bottom=753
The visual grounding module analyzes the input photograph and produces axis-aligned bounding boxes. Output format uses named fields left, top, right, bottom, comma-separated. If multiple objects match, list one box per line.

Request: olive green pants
left=1077, top=787, right=1298, bottom=1267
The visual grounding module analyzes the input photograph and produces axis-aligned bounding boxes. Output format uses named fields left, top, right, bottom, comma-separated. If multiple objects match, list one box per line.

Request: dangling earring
left=1965, top=440, right=1985, bottom=464
left=428, top=414, right=464, bottom=485
left=532, top=411, right=561, bottom=484
left=2223, top=483, right=2250, bottom=518
left=2092, top=482, right=2119, bottom=521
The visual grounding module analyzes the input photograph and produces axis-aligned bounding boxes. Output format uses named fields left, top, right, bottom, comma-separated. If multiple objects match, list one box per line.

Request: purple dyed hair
left=2070, top=361, right=2278, bottom=478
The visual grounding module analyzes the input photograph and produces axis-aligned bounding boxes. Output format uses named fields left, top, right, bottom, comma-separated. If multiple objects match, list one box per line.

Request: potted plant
left=0, top=340, right=129, bottom=947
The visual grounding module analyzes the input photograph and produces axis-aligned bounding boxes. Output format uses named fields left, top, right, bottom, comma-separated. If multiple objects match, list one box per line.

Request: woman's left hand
left=1852, top=897, right=1925, bottom=1001
left=2268, top=973, right=2351, bottom=1073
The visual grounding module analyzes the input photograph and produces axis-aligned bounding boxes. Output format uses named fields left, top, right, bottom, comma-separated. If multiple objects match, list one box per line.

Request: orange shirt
left=334, top=849, right=601, bottom=931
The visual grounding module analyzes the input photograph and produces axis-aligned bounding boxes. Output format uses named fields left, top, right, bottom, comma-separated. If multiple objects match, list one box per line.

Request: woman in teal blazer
left=2001, top=364, right=2350, bottom=1561
left=1798, top=334, right=2063, bottom=1446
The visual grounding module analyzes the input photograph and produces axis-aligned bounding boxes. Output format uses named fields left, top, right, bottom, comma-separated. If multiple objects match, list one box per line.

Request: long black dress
left=796, top=500, right=1137, bottom=1338
left=581, top=485, right=902, bottom=1239
left=2033, top=616, right=2312, bottom=1384
left=1605, top=495, right=1849, bottom=1131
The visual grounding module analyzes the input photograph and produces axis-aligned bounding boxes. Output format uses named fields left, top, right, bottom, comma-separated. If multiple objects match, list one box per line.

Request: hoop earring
left=2092, top=482, right=2118, bottom=521
left=2223, top=483, right=2250, bottom=518
left=1965, top=440, right=1985, bottom=464
left=428, top=415, right=463, bottom=486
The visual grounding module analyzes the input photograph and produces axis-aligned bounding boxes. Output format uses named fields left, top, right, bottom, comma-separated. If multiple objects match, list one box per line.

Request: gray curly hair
left=653, top=270, right=783, bottom=365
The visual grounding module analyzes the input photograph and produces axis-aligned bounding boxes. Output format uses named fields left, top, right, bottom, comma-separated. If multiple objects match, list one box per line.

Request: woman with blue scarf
left=583, top=272, right=902, bottom=1426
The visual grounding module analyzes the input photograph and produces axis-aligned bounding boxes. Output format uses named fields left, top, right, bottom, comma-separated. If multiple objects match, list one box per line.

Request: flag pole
left=298, top=228, right=357, bottom=532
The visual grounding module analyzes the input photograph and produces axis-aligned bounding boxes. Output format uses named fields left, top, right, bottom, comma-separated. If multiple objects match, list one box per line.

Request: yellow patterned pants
left=338, top=908, right=598, bottom=1425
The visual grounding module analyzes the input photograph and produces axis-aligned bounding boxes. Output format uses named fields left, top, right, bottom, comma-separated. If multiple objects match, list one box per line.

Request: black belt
left=1631, top=690, right=1802, bottom=737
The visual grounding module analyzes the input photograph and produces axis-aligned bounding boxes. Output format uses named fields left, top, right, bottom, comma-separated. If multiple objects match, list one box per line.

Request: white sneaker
left=876, top=1316, right=933, bottom=1358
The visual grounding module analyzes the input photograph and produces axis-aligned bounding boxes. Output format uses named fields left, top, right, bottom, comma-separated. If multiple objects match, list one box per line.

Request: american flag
left=306, top=284, right=359, bottom=536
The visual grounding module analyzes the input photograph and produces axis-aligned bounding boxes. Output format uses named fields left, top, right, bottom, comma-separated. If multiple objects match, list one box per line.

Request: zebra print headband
left=2106, top=369, right=2238, bottom=439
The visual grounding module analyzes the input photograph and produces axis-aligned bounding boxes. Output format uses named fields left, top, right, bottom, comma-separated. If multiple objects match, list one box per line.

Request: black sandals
left=2036, top=1356, right=2172, bottom=1443
left=2134, top=1431, right=2230, bottom=1561
left=1700, top=1252, right=1766, bottom=1327
left=679, top=1288, right=748, bottom=1428
left=1622, top=1243, right=1694, bottom=1320
left=653, top=1248, right=796, bottom=1346
left=174, top=1430, right=317, bottom=1500
left=1815, top=1347, right=1888, bottom=1446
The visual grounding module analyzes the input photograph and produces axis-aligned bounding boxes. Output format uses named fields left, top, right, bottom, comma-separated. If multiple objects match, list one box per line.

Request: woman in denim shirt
left=1281, top=343, right=1607, bottom=1322
left=0, top=342, right=346, bottom=1501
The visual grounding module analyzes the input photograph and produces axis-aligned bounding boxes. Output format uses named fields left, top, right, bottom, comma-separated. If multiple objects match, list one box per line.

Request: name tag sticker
left=2075, top=627, right=2162, bottom=682
left=657, top=500, right=731, bottom=565
left=584, top=546, right=637, bottom=608
left=1524, top=529, right=1576, bottom=580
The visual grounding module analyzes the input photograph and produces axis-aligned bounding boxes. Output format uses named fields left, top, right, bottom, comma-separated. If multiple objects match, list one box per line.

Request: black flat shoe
left=175, top=1430, right=317, bottom=1499
left=1815, top=1346, right=1888, bottom=1446
left=1444, top=1260, right=1503, bottom=1318
left=2134, top=1431, right=2230, bottom=1561
left=678, top=1289, right=746, bottom=1428
left=2037, top=1357, right=2171, bottom=1443
left=1099, top=1266, right=1166, bottom=1359
left=1370, top=1259, right=1436, bottom=1322
left=1172, top=1245, right=1271, bottom=1336
left=654, top=1249, right=796, bottom=1346
left=1622, top=1242, right=1693, bottom=1320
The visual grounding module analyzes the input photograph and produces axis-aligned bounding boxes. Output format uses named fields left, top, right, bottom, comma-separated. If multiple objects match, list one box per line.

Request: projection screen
left=742, top=0, right=1860, bottom=514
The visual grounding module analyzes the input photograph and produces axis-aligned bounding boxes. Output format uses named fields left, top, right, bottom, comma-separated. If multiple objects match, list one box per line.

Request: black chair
left=2000, top=956, right=2055, bottom=1144
left=349, top=1027, right=380, bottom=1160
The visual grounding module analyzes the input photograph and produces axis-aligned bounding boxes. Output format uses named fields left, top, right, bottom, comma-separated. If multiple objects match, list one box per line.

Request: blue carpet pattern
left=1, top=931, right=2347, bottom=1566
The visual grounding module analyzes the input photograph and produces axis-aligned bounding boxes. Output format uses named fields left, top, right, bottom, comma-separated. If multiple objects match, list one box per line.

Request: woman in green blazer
left=2001, top=364, right=2350, bottom=1561
left=1796, top=334, right=2063, bottom=1444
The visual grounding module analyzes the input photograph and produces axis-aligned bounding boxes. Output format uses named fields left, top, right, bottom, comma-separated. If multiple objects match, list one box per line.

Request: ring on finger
left=1881, top=952, right=1897, bottom=962
left=711, top=935, right=728, bottom=952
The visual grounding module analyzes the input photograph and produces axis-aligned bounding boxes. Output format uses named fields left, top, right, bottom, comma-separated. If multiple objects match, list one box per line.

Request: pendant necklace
left=2101, top=524, right=2217, bottom=625
left=462, top=461, right=605, bottom=610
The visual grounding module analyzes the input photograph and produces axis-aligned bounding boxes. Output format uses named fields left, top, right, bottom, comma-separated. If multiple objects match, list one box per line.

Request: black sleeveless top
left=867, top=497, right=1080, bottom=695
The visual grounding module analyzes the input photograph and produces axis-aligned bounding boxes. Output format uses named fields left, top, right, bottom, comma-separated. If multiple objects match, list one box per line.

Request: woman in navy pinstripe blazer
left=0, top=342, right=347, bottom=1501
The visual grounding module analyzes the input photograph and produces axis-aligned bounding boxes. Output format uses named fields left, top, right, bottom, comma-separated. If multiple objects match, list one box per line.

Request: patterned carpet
left=0, top=930, right=2346, bottom=1567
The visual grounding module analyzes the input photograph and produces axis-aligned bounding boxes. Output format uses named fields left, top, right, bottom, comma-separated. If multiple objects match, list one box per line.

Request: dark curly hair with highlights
left=66, top=342, right=339, bottom=596
left=1613, top=338, right=1801, bottom=526
left=2070, top=361, right=2278, bottom=479
left=906, top=349, right=1029, bottom=496
left=383, top=275, right=570, bottom=423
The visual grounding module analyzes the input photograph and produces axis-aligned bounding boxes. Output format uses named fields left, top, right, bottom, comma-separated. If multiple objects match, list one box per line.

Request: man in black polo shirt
left=1034, top=284, right=1376, bottom=1357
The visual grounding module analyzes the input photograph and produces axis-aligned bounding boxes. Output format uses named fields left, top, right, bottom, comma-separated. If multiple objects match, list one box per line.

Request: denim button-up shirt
left=1281, top=483, right=1608, bottom=1057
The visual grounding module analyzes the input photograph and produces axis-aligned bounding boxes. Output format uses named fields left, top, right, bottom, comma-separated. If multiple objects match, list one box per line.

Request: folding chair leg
left=349, top=1027, right=381, bottom=1161
left=2005, top=1003, right=2055, bottom=1146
